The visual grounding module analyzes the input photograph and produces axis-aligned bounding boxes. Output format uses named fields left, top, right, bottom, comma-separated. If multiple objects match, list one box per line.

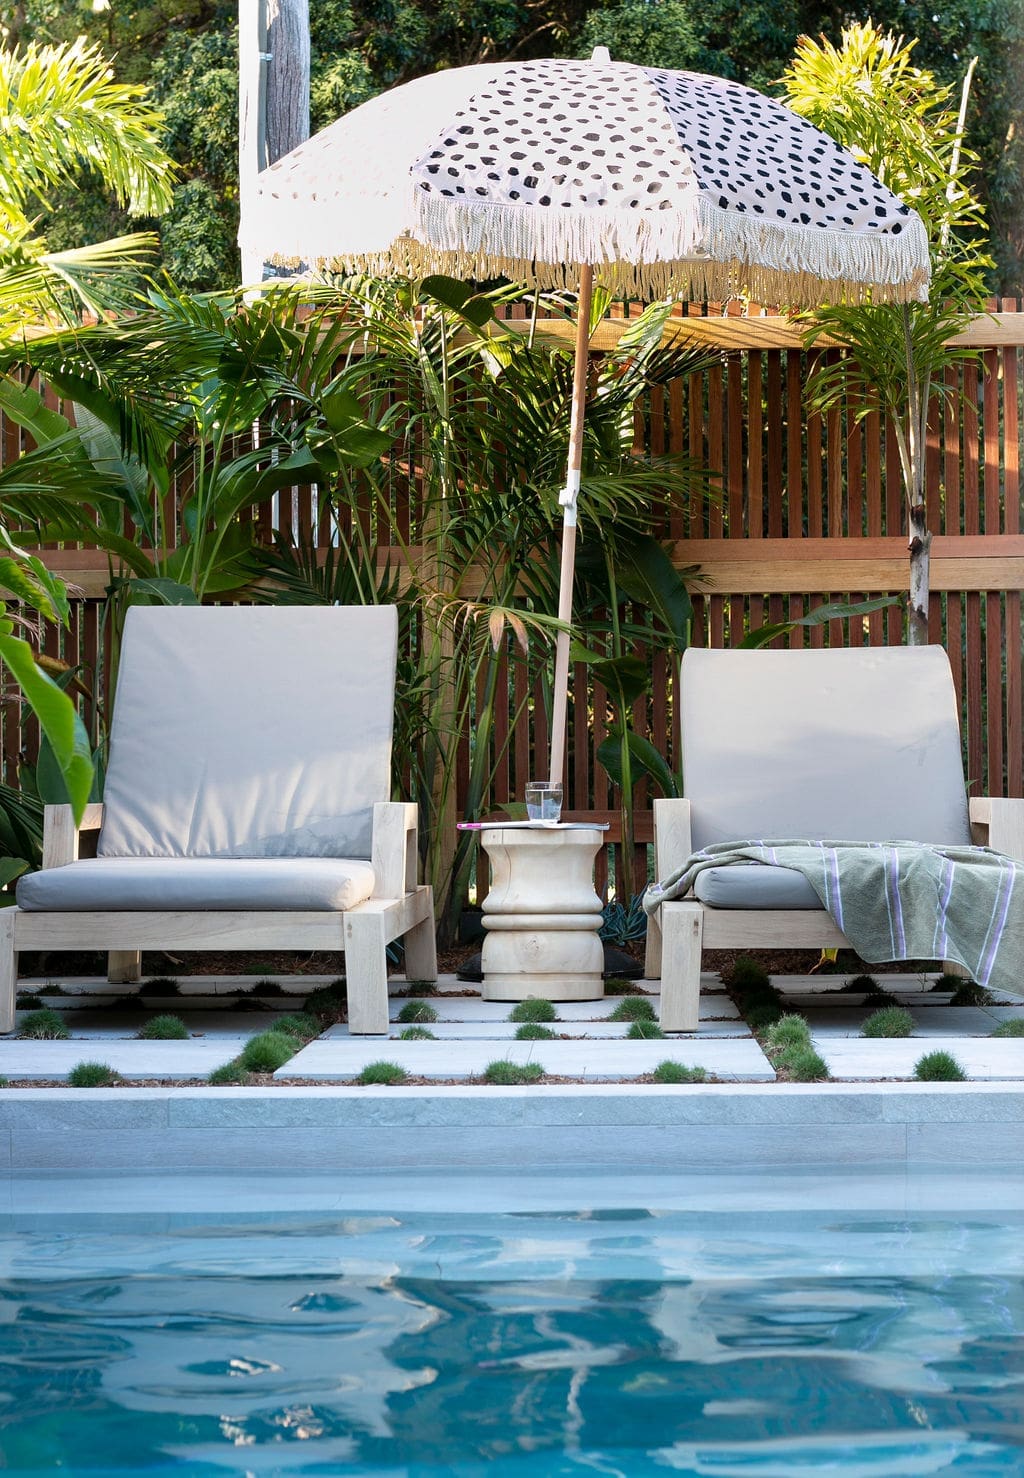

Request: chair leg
left=108, top=950, right=142, bottom=984
left=344, top=912, right=390, bottom=1035
left=940, top=960, right=971, bottom=980
left=644, top=909, right=663, bottom=979
left=403, top=889, right=438, bottom=983
left=0, top=908, right=15, bottom=1034
left=659, top=901, right=703, bottom=1033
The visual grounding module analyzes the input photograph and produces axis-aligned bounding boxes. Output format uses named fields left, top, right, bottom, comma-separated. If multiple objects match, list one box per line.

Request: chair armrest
left=370, top=801, right=419, bottom=899
left=41, top=803, right=105, bottom=869
left=652, top=797, right=692, bottom=880
left=969, top=797, right=1024, bottom=860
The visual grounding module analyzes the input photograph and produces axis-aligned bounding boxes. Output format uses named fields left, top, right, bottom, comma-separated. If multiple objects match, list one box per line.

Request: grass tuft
left=136, top=1013, right=189, bottom=1040
left=356, top=1060, right=408, bottom=1085
left=861, top=1006, right=915, bottom=1039
left=514, top=1023, right=556, bottom=1040
left=652, top=1060, right=708, bottom=1084
left=398, top=1026, right=437, bottom=1040
left=914, top=1049, right=967, bottom=1081
left=602, top=978, right=643, bottom=996
left=606, top=997, right=655, bottom=1023
left=139, top=977, right=180, bottom=996
left=396, top=1000, right=439, bottom=1024
left=238, top=1030, right=299, bottom=1074
left=0, top=1076, right=8, bottom=1087
left=303, top=980, right=347, bottom=1021
left=775, top=1043, right=830, bottom=1081
left=208, top=1058, right=251, bottom=1085
left=252, top=977, right=284, bottom=995
left=990, top=1018, right=1024, bottom=1037
left=948, top=980, right=993, bottom=1007
left=840, top=973, right=880, bottom=993
left=508, top=998, right=557, bottom=1023
left=68, top=1061, right=121, bottom=1087
left=724, top=955, right=771, bottom=991
left=744, top=1000, right=785, bottom=1030
left=627, top=1019, right=665, bottom=1039
left=19, top=1008, right=69, bottom=1040
left=482, top=1059, right=544, bottom=1085
left=273, top=1013, right=321, bottom=1042
left=764, top=1014, right=810, bottom=1050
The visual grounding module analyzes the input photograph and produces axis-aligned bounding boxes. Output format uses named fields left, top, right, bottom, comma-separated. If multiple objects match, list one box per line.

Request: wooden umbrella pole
left=548, top=263, right=595, bottom=785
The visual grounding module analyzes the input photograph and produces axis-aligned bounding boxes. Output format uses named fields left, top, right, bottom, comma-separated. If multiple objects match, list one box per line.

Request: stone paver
left=279, top=1037, right=774, bottom=1082
left=802, top=1007, right=1010, bottom=1038
left=810, top=1036, right=1024, bottom=1081
left=14, top=1010, right=290, bottom=1040
left=371, top=1018, right=750, bottom=1040
left=0, top=1040, right=243, bottom=1081
left=388, top=993, right=739, bottom=1023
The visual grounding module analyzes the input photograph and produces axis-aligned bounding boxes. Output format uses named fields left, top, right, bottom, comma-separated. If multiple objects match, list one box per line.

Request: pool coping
left=2, top=1081, right=1022, bottom=1172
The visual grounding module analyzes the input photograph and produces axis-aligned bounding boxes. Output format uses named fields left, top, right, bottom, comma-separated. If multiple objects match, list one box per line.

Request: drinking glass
left=525, top=781, right=563, bottom=823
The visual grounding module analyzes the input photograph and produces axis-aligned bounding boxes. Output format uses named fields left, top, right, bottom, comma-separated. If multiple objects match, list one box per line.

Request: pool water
left=0, top=1187, right=1022, bottom=1475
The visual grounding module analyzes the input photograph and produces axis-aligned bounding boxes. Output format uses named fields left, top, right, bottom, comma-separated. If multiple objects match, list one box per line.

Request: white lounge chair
left=0, top=605, right=436, bottom=1034
left=646, top=645, right=1024, bottom=1031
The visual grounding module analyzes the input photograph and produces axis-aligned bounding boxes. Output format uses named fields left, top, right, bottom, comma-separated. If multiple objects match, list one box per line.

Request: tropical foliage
left=783, top=23, right=991, bottom=644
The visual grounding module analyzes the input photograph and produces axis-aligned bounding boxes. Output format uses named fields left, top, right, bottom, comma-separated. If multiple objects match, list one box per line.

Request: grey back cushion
left=680, top=646, right=971, bottom=851
left=98, top=606, right=398, bottom=861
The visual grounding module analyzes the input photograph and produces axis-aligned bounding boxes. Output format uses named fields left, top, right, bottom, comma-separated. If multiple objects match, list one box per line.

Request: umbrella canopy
left=242, top=53, right=930, bottom=783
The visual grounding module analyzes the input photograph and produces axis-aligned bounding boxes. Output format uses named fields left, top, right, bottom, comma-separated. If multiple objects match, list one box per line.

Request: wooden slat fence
left=2, top=300, right=1021, bottom=904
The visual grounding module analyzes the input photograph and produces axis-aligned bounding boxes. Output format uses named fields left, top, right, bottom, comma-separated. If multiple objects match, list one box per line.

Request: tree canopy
left=3, top=0, right=1019, bottom=295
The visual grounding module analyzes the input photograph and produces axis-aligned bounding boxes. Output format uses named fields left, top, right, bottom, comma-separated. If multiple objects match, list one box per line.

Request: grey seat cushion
left=692, top=863, right=822, bottom=910
left=16, top=857, right=376, bottom=912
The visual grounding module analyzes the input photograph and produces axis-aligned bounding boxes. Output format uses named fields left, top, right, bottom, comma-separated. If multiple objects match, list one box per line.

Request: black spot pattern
left=410, top=58, right=913, bottom=238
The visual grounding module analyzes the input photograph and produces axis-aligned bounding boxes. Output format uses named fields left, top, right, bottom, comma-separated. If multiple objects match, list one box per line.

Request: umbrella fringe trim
left=258, top=190, right=931, bottom=306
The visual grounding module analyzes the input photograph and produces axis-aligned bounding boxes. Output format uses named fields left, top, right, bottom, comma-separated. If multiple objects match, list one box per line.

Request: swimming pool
left=1, top=1172, right=1022, bottom=1475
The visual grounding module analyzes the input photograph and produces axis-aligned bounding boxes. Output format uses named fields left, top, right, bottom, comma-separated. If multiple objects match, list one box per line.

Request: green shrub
left=304, top=980, right=347, bottom=1020
left=208, top=1058, right=251, bottom=1085
left=764, top=1013, right=810, bottom=1050
left=932, top=971, right=970, bottom=992
left=861, top=1006, right=915, bottom=1039
left=508, top=999, right=556, bottom=1023
left=239, top=1030, right=299, bottom=1074
left=139, top=977, right=180, bottom=996
left=652, top=1061, right=708, bottom=1084
left=990, top=1018, right=1024, bottom=1037
left=356, top=1060, right=408, bottom=1084
left=607, top=997, right=655, bottom=1022
left=627, top=1019, right=665, bottom=1039
left=136, top=1013, right=188, bottom=1040
left=514, top=1023, right=556, bottom=1040
left=914, top=1050, right=967, bottom=1081
left=398, top=1026, right=437, bottom=1040
left=724, top=955, right=771, bottom=991
left=19, top=1008, right=69, bottom=1040
left=252, top=977, right=284, bottom=995
left=863, top=989, right=900, bottom=1007
left=482, top=1060, right=544, bottom=1085
left=396, top=1000, right=439, bottom=1024
left=949, top=980, right=993, bottom=1007
left=68, top=1061, right=121, bottom=1087
left=776, top=1044, right=830, bottom=1081
left=15, top=992, right=38, bottom=1010
left=403, top=979, right=439, bottom=995
left=0, top=1076, right=9, bottom=1087
left=274, top=1013, right=320, bottom=1042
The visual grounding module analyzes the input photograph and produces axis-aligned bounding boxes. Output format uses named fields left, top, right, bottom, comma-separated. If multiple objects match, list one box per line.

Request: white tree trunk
left=908, top=505, right=931, bottom=646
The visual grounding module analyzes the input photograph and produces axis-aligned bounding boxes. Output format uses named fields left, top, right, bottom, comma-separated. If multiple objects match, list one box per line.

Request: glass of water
left=525, top=781, right=563, bottom=823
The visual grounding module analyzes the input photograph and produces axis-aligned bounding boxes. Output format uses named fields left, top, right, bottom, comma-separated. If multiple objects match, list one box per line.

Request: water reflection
left=0, top=1211, right=1020, bottom=1475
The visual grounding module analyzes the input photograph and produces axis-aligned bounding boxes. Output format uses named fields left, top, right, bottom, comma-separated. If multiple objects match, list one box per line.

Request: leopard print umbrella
left=245, top=54, right=929, bottom=306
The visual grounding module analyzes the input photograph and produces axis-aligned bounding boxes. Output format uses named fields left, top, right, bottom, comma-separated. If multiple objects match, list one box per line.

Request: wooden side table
left=479, top=825, right=605, bottom=1001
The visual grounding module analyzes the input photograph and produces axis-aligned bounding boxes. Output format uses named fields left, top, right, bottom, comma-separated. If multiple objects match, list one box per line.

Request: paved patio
left=2, top=970, right=1021, bottom=1084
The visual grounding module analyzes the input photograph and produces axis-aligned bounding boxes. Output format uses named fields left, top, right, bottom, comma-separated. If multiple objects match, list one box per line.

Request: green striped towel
left=645, top=840, right=1024, bottom=993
